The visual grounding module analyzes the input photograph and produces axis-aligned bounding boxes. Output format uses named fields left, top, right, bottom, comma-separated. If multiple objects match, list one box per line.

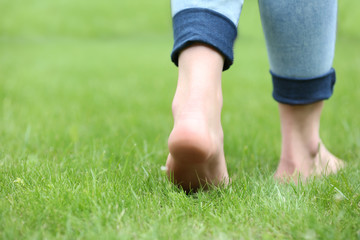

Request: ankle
left=282, top=135, right=320, bottom=154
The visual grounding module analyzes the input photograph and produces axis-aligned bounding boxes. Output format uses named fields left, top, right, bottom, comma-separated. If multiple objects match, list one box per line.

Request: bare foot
left=166, top=44, right=229, bottom=192
left=166, top=115, right=229, bottom=191
left=274, top=102, right=344, bottom=183
left=314, top=143, right=344, bottom=176
left=274, top=141, right=345, bottom=182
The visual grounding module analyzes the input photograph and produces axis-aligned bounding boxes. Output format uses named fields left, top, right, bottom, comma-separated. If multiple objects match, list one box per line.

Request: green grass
left=1, top=0, right=359, bottom=239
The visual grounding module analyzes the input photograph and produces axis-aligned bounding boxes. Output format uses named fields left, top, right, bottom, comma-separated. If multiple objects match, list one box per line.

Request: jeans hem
left=271, top=68, right=336, bottom=105
left=171, top=8, right=238, bottom=71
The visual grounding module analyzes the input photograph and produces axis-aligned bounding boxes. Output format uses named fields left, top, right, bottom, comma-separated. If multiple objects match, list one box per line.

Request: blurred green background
left=1, top=0, right=358, bottom=156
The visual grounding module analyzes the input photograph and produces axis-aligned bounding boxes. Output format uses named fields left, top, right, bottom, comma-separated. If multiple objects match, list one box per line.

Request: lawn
left=0, top=0, right=359, bottom=239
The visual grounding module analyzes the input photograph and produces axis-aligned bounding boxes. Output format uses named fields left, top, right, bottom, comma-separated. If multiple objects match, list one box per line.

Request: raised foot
left=166, top=122, right=229, bottom=192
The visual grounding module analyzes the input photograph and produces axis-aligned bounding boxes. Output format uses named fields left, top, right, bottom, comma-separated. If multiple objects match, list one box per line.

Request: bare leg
left=275, top=101, right=344, bottom=182
left=166, top=44, right=229, bottom=192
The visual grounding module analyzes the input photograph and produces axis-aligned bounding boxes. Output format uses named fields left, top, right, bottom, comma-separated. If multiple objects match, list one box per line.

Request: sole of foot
left=166, top=121, right=229, bottom=192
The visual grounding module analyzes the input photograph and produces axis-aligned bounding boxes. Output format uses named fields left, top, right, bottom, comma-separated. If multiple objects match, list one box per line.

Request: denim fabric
left=171, top=0, right=244, bottom=26
left=172, top=8, right=238, bottom=70
left=171, top=0, right=338, bottom=104
left=259, top=0, right=337, bottom=78
left=272, top=68, right=336, bottom=105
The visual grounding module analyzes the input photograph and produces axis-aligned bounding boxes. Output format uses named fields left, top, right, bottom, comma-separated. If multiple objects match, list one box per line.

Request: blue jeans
left=171, top=0, right=337, bottom=105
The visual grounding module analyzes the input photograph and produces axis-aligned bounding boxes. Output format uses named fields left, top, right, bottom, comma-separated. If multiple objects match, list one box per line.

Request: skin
left=275, top=101, right=344, bottom=182
left=166, top=44, right=344, bottom=191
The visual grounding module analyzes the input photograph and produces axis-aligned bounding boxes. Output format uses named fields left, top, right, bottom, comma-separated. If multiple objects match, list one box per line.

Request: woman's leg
left=258, top=0, right=344, bottom=181
left=166, top=44, right=228, bottom=191
left=167, top=0, right=243, bottom=191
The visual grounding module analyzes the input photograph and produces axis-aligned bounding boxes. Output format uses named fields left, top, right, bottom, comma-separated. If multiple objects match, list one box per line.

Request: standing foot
left=275, top=141, right=345, bottom=182
left=274, top=102, right=345, bottom=183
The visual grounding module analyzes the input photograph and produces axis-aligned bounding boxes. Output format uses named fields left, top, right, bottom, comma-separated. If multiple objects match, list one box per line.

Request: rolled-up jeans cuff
left=171, top=8, right=237, bottom=71
left=271, top=68, right=336, bottom=105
